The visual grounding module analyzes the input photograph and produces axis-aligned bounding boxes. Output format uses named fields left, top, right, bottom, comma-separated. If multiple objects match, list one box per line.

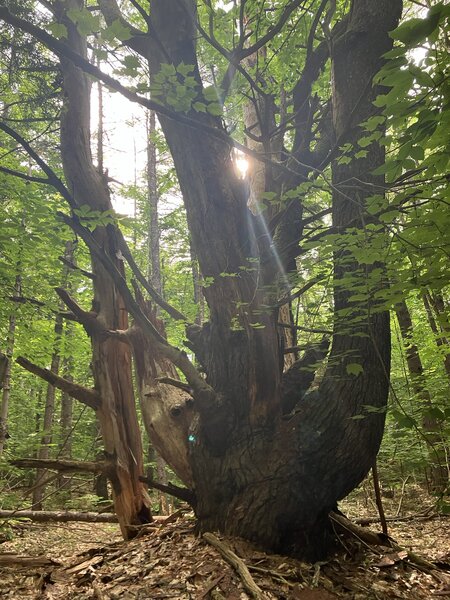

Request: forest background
left=0, top=0, right=449, bottom=559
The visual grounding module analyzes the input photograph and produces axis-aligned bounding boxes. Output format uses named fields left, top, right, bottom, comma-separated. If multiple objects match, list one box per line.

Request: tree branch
left=0, top=7, right=300, bottom=178
left=116, top=232, right=188, bottom=321
left=156, top=377, right=192, bottom=395
left=58, top=213, right=217, bottom=406
left=54, top=287, right=104, bottom=337
left=0, top=122, right=74, bottom=206
left=276, top=276, right=324, bottom=308
left=0, top=165, right=50, bottom=184
left=139, top=476, right=196, bottom=506
left=278, top=323, right=332, bottom=335
left=16, top=356, right=100, bottom=410
left=58, top=255, right=95, bottom=280
left=236, top=0, right=307, bottom=61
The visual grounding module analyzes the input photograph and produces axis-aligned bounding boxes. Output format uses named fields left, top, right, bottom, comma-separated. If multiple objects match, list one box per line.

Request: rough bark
left=144, top=0, right=401, bottom=559
left=423, top=291, right=450, bottom=378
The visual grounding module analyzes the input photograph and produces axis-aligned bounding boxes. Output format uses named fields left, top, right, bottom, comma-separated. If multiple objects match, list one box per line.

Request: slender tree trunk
left=96, top=53, right=103, bottom=176
left=395, top=299, right=447, bottom=491
left=32, top=311, right=63, bottom=509
left=0, top=353, right=7, bottom=389
left=423, top=291, right=450, bottom=378
left=58, top=242, right=76, bottom=493
left=0, top=274, right=21, bottom=458
left=58, top=378, right=73, bottom=493
left=146, top=107, right=170, bottom=514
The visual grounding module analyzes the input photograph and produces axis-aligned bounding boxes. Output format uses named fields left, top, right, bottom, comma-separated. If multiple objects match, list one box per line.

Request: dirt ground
left=0, top=494, right=449, bottom=599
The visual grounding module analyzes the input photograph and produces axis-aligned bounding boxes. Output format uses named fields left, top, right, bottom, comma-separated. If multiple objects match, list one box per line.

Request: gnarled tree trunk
left=141, top=0, right=402, bottom=558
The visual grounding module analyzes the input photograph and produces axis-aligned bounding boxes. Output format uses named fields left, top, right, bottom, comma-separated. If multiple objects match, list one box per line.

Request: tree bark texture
left=423, top=291, right=450, bottom=378
left=142, top=0, right=402, bottom=558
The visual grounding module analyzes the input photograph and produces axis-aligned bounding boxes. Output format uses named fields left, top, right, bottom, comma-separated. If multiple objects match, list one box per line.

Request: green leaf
left=390, top=13, right=441, bottom=46
left=203, top=86, right=219, bottom=101
left=346, top=363, right=363, bottom=376
left=161, top=63, right=177, bottom=77
left=363, top=116, right=385, bottom=132
left=103, top=19, right=132, bottom=42
left=192, top=101, right=207, bottom=113
left=123, top=55, right=140, bottom=70
left=48, top=22, right=68, bottom=39
left=176, top=62, right=194, bottom=77
left=207, top=102, right=223, bottom=116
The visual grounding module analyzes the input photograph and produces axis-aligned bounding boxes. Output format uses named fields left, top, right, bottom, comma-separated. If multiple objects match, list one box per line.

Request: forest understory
left=1, top=489, right=449, bottom=600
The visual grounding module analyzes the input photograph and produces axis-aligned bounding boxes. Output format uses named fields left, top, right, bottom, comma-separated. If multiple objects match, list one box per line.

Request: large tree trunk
left=140, top=0, right=402, bottom=559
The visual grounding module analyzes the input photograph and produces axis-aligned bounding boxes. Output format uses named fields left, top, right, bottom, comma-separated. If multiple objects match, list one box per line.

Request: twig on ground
left=203, top=532, right=264, bottom=599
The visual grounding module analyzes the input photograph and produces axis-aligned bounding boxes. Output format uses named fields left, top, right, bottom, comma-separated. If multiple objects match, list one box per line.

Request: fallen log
left=10, top=457, right=106, bottom=473
left=0, top=509, right=118, bottom=523
left=0, top=553, right=60, bottom=567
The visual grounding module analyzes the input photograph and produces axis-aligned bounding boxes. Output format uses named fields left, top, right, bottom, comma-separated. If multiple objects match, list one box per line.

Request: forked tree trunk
left=142, top=0, right=402, bottom=559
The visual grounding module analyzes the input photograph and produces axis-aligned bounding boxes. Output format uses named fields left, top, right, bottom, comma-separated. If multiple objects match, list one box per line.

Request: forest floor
left=0, top=489, right=449, bottom=599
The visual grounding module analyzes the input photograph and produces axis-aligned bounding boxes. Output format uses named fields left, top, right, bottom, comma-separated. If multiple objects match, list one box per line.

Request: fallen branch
left=11, top=457, right=106, bottom=473
left=0, top=509, right=118, bottom=524
left=330, top=511, right=439, bottom=573
left=203, top=532, right=264, bottom=599
left=329, top=511, right=392, bottom=547
left=355, top=506, right=435, bottom=526
left=0, top=553, right=60, bottom=567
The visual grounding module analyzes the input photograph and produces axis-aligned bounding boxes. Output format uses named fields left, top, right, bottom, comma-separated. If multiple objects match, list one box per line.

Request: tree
left=4, top=0, right=441, bottom=559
